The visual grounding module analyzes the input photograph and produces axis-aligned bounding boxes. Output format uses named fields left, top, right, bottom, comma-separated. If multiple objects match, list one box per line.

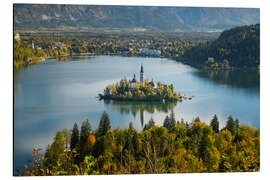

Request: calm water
left=14, top=56, right=260, bottom=174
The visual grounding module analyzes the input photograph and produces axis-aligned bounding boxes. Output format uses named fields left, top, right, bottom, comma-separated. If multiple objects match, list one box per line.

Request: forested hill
left=14, top=4, right=259, bottom=32
left=183, top=24, right=260, bottom=68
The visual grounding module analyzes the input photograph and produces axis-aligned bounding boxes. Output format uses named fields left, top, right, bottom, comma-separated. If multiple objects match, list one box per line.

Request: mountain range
left=14, top=4, right=260, bottom=32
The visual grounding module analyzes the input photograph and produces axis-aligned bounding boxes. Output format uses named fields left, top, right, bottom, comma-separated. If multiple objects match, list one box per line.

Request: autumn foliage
left=19, top=112, right=259, bottom=175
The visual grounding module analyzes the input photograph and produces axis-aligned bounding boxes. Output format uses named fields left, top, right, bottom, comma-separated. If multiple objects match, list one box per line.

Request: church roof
left=132, top=74, right=137, bottom=83
left=140, top=64, right=144, bottom=73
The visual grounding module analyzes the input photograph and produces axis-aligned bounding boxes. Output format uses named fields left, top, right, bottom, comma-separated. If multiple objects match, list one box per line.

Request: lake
left=14, top=56, right=260, bottom=174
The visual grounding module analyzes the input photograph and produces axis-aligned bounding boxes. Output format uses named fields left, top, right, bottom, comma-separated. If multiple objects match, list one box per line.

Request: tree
left=62, top=128, right=70, bottom=149
left=44, top=131, right=65, bottom=169
left=225, top=115, right=236, bottom=135
left=70, top=123, right=79, bottom=150
left=84, top=135, right=96, bottom=153
left=143, top=117, right=155, bottom=131
left=194, top=117, right=200, bottom=123
left=173, top=123, right=187, bottom=138
left=210, top=114, right=219, bottom=133
left=80, top=119, right=92, bottom=150
left=235, top=118, right=240, bottom=130
left=97, top=111, right=111, bottom=137
left=163, top=116, right=171, bottom=130
left=53, top=131, right=65, bottom=153
left=163, top=111, right=176, bottom=132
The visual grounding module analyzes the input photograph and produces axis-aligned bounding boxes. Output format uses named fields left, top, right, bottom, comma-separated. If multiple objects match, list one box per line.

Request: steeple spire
left=140, top=64, right=144, bottom=84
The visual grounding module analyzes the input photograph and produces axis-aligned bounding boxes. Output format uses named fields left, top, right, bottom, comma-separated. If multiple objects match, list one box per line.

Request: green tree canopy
left=225, top=115, right=237, bottom=136
left=70, top=123, right=79, bottom=150
left=210, top=114, right=219, bottom=133
left=80, top=119, right=92, bottom=150
left=163, top=111, right=176, bottom=131
left=143, top=116, right=155, bottom=131
left=97, top=111, right=111, bottom=137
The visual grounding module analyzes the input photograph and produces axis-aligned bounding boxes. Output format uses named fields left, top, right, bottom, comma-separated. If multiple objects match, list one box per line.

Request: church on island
left=99, top=63, right=182, bottom=102
left=131, top=64, right=144, bottom=88
left=130, top=64, right=155, bottom=89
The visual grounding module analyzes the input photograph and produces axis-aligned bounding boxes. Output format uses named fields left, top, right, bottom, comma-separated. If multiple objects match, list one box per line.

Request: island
left=99, top=64, right=182, bottom=102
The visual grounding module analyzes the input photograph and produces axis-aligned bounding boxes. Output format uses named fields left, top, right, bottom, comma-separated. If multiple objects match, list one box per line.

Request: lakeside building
left=32, top=41, right=35, bottom=49
left=14, top=32, right=20, bottom=41
left=137, top=48, right=161, bottom=57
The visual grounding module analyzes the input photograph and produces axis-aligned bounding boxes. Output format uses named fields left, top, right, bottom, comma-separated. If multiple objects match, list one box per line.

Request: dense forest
left=17, top=111, right=259, bottom=175
left=14, top=37, right=45, bottom=68
left=182, top=24, right=260, bottom=68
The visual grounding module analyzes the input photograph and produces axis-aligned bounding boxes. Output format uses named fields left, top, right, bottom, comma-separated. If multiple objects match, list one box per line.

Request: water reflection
left=14, top=68, right=23, bottom=97
left=194, top=69, right=259, bottom=92
left=104, top=100, right=177, bottom=127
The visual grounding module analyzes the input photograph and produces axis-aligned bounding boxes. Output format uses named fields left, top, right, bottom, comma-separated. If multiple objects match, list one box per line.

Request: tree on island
left=100, top=78, right=182, bottom=102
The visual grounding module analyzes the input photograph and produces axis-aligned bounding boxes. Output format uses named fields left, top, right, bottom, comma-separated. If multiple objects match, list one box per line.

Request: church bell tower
left=140, top=64, right=144, bottom=84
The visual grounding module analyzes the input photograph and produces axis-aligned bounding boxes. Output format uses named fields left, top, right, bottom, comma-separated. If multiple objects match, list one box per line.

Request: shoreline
left=15, top=54, right=259, bottom=71
left=98, top=94, right=183, bottom=103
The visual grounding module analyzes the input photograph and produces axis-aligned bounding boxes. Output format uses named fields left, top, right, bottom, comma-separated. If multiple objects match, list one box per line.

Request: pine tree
left=235, top=118, right=240, bottom=130
left=143, top=117, right=155, bottom=131
left=170, top=110, right=176, bottom=125
left=163, top=110, right=176, bottom=131
left=62, top=128, right=70, bottom=149
left=163, top=115, right=170, bottom=129
left=80, top=119, right=92, bottom=149
left=70, top=123, right=79, bottom=150
left=225, top=115, right=236, bottom=135
left=210, top=114, right=219, bottom=133
left=44, top=131, right=65, bottom=168
left=194, top=116, right=201, bottom=123
left=97, top=111, right=111, bottom=137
